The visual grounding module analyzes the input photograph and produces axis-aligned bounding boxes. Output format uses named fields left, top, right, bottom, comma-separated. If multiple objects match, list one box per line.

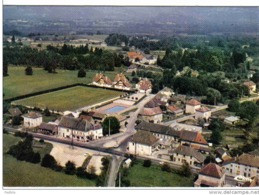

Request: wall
left=128, top=141, right=152, bottom=156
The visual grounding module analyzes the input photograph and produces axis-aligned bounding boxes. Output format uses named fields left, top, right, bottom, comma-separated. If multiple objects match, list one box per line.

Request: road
left=106, top=155, right=125, bottom=187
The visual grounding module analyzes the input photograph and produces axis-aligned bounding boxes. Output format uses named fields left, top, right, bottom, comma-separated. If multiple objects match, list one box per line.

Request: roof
left=58, top=116, right=95, bottom=132
left=127, top=51, right=144, bottom=60
left=23, top=111, right=42, bottom=119
left=128, top=64, right=137, bottom=69
left=145, top=97, right=165, bottom=108
left=243, top=81, right=256, bottom=87
left=168, top=105, right=183, bottom=113
left=140, top=107, right=162, bottom=116
left=93, top=73, right=112, bottom=85
left=8, top=107, right=22, bottom=117
left=39, top=122, right=57, bottom=132
left=186, top=99, right=201, bottom=106
left=173, top=145, right=205, bottom=162
left=196, top=107, right=211, bottom=113
left=236, top=154, right=259, bottom=168
left=199, top=163, right=224, bottom=179
left=180, top=130, right=208, bottom=145
left=113, top=73, right=132, bottom=88
left=92, top=112, right=106, bottom=119
left=215, top=148, right=227, bottom=157
left=136, top=121, right=180, bottom=137
left=131, top=130, right=159, bottom=146
left=199, top=180, right=220, bottom=187
left=138, top=78, right=152, bottom=91
left=224, top=116, right=239, bottom=122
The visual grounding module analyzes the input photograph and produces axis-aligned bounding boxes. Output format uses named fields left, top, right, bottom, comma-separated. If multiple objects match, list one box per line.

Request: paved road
left=106, top=155, right=125, bottom=187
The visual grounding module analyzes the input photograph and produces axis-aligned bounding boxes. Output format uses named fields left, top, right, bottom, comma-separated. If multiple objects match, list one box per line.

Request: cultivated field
left=3, top=134, right=95, bottom=187
left=4, top=66, right=127, bottom=100
left=13, top=86, right=124, bottom=111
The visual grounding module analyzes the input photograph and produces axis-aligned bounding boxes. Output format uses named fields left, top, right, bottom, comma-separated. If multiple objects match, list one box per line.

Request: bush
left=54, top=164, right=63, bottom=172
left=31, top=152, right=41, bottom=164
left=179, top=162, right=192, bottom=177
left=102, top=116, right=120, bottom=135
left=143, top=159, right=151, bottom=167
left=65, top=161, right=76, bottom=175
left=25, top=66, right=33, bottom=75
left=11, top=116, right=22, bottom=126
left=78, top=68, right=86, bottom=78
left=161, top=163, right=171, bottom=172
left=39, top=139, right=45, bottom=143
left=41, top=154, right=57, bottom=169
left=76, top=167, right=86, bottom=178
left=44, top=108, right=51, bottom=116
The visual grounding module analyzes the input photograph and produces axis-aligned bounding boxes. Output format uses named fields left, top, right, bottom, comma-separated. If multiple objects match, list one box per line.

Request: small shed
left=224, top=116, right=240, bottom=125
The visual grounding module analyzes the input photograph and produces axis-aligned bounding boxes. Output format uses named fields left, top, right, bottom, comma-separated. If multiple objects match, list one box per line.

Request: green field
left=3, top=134, right=95, bottom=187
left=4, top=66, right=126, bottom=100
left=13, top=86, right=124, bottom=111
left=123, top=162, right=194, bottom=187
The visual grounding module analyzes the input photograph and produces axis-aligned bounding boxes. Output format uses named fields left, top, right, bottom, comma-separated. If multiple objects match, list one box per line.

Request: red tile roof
left=140, top=107, right=163, bottom=116
left=93, top=73, right=112, bottom=85
left=196, top=107, right=211, bottom=113
left=180, top=130, right=208, bottom=145
left=168, top=105, right=182, bottom=112
left=138, top=78, right=152, bottom=91
left=113, top=73, right=132, bottom=88
left=186, top=99, right=201, bottom=106
left=199, top=163, right=224, bottom=179
left=127, top=51, right=144, bottom=60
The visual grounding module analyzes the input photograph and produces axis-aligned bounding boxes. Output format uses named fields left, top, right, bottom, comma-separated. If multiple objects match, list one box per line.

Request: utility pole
left=71, top=130, right=74, bottom=149
left=109, top=118, right=111, bottom=136
left=119, top=171, right=121, bottom=187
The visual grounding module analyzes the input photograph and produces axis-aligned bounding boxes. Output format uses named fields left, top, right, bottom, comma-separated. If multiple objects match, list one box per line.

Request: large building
left=128, top=130, right=159, bottom=156
left=58, top=116, right=103, bottom=142
left=194, top=163, right=226, bottom=187
left=222, top=153, right=259, bottom=178
left=170, top=145, right=205, bottom=168
left=22, top=111, right=43, bottom=128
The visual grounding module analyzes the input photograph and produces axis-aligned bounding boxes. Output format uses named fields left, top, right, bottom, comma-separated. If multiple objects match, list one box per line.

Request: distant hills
left=3, top=6, right=259, bottom=36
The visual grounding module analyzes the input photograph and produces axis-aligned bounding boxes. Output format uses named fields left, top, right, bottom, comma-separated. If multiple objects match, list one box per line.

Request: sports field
left=13, top=86, right=124, bottom=111
left=4, top=66, right=126, bottom=100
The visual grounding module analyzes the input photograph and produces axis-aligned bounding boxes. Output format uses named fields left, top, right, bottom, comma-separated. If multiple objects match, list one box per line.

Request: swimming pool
left=104, top=105, right=127, bottom=114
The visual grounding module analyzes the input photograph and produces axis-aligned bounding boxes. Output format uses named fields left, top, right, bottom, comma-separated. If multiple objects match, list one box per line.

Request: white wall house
left=22, top=112, right=42, bottom=128
left=185, top=99, right=201, bottom=114
left=222, top=153, right=259, bottom=178
left=195, top=107, right=211, bottom=120
left=170, top=145, right=205, bottom=168
left=128, top=130, right=158, bottom=156
left=58, top=116, right=103, bottom=142
left=139, top=107, right=163, bottom=124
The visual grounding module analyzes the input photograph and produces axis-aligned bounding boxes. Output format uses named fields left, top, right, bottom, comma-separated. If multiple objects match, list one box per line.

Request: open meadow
left=4, top=66, right=127, bottom=100
left=123, top=161, right=194, bottom=187
left=13, top=86, right=124, bottom=111
left=3, top=134, right=95, bottom=187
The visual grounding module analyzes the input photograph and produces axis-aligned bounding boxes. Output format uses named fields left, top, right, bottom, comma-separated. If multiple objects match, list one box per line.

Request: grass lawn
left=3, top=134, right=95, bottom=187
left=4, top=66, right=127, bottom=100
left=124, top=162, right=194, bottom=187
left=13, top=86, right=124, bottom=111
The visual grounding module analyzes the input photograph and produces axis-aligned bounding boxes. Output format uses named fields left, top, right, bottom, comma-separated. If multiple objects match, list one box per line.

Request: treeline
left=3, top=43, right=130, bottom=74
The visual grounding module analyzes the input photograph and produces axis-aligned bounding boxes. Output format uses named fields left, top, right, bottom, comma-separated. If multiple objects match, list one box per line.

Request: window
left=190, top=156, right=192, bottom=159
left=178, top=158, right=180, bottom=161
left=190, top=161, right=192, bottom=165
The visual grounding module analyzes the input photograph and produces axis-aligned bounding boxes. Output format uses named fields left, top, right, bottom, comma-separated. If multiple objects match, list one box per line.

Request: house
left=185, top=99, right=201, bottom=114
left=167, top=105, right=183, bottom=116
left=113, top=73, right=132, bottom=90
left=136, top=121, right=208, bottom=150
left=139, top=107, right=163, bottom=123
left=194, top=163, right=225, bottom=187
left=195, top=107, right=211, bottom=121
left=8, top=107, right=22, bottom=117
left=92, top=73, right=113, bottom=88
left=136, top=78, right=152, bottom=94
left=126, top=64, right=138, bottom=73
left=58, top=116, right=103, bottom=141
left=144, top=96, right=166, bottom=108
left=170, top=145, right=205, bottom=168
left=127, top=51, right=145, bottom=63
left=169, top=94, right=186, bottom=105
left=141, top=54, right=157, bottom=65
left=170, top=123, right=202, bottom=133
left=39, top=122, right=58, bottom=135
left=224, top=116, right=240, bottom=125
left=22, top=112, right=43, bottom=128
left=128, top=130, right=159, bottom=156
left=179, top=130, right=209, bottom=150
left=222, top=153, right=259, bottom=178
left=243, top=81, right=256, bottom=93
